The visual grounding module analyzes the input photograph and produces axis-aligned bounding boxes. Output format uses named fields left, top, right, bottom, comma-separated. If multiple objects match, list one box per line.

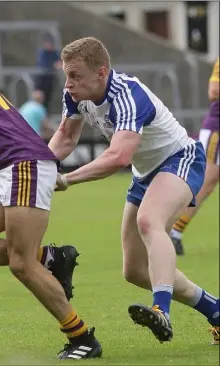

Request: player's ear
left=98, top=66, right=108, bottom=80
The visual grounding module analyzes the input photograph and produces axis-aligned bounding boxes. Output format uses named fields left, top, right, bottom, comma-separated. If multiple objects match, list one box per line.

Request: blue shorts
left=127, top=142, right=206, bottom=207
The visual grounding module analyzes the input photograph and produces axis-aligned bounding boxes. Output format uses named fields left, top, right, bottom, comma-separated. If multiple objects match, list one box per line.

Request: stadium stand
left=0, top=1, right=212, bottom=142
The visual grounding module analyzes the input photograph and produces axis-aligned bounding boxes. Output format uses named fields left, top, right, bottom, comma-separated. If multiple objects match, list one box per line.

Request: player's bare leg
left=122, top=202, right=197, bottom=300
left=5, top=205, right=102, bottom=358
left=171, top=162, right=219, bottom=254
left=122, top=202, right=151, bottom=289
left=0, top=238, right=8, bottom=265
left=123, top=199, right=219, bottom=344
left=0, top=203, right=79, bottom=299
left=137, top=172, right=191, bottom=289
left=6, top=206, right=72, bottom=318
left=0, top=233, right=80, bottom=299
left=0, top=203, right=8, bottom=265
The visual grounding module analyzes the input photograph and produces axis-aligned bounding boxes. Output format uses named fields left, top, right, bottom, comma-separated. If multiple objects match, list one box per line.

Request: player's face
left=63, top=59, right=107, bottom=103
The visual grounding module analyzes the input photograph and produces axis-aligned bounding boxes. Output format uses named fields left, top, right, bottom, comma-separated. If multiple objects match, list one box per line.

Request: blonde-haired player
left=50, top=38, right=219, bottom=354
left=171, top=59, right=219, bottom=255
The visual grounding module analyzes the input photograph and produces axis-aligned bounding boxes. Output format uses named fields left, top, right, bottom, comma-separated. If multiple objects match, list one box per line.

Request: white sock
left=171, top=228, right=183, bottom=240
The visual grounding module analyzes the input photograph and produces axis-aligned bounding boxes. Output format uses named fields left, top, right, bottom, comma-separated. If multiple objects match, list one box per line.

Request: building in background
left=0, top=0, right=218, bottom=170
left=77, top=1, right=219, bottom=62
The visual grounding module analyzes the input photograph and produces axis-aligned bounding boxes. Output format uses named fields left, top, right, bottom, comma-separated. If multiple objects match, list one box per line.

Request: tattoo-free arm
left=65, top=130, right=141, bottom=185
left=48, top=116, right=84, bottom=161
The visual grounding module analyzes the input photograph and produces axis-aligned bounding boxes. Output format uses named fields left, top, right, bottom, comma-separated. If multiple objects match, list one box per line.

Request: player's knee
left=9, top=255, right=32, bottom=282
left=137, top=213, right=152, bottom=236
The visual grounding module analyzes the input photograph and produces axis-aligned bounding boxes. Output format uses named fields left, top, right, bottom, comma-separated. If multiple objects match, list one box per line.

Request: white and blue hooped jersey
left=62, top=69, right=194, bottom=179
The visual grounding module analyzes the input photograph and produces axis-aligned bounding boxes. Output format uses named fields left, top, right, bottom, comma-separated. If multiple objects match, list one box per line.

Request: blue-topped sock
left=153, top=285, right=173, bottom=318
left=191, top=288, right=220, bottom=326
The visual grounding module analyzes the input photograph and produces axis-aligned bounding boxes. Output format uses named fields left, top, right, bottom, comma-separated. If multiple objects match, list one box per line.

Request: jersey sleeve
left=109, top=82, right=156, bottom=135
left=209, top=59, right=219, bottom=83
left=62, top=89, right=82, bottom=119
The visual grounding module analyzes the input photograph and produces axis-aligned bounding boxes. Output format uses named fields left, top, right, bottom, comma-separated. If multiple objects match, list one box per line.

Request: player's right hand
left=55, top=173, right=69, bottom=192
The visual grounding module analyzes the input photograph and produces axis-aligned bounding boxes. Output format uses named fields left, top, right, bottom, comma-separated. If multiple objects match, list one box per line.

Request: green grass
left=0, top=174, right=219, bottom=365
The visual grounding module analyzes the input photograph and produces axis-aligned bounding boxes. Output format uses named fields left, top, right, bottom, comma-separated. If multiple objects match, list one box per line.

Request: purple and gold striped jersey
left=202, top=60, right=220, bottom=131
left=0, top=94, right=57, bottom=170
left=209, top=59, right=219, bottom=83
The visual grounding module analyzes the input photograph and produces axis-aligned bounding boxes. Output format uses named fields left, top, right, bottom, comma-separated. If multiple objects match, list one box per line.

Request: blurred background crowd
left=0, top=1, right=219, bottom=168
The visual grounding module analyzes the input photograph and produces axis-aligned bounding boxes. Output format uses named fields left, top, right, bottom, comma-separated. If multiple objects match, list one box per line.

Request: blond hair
left=61, top=37, right=111, bottom=71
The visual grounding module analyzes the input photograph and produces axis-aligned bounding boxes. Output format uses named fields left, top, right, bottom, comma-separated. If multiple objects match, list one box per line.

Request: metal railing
left=1, top=63, right=181, bottom=111
left=114, top=63, right=182, bottom=112
left=0, top=21, right=62, bottom=50
left=1, top=64, right=207, bottom=137
left=1, top=67, right=64, bottom=105
left=0, top=20, right=63, bottom=96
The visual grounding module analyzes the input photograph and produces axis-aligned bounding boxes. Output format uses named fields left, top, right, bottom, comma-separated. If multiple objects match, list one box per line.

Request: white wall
left=207, top=1, right=219, bottom=61
left=169, top=2, right=187, bottom=50
left=75, top=1, right=173, bottom=32
left=75, top=1, right=219, bottom=61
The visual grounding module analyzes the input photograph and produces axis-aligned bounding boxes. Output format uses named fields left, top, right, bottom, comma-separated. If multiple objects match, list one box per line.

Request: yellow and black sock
left=37, top=247, right=44, bottom=262
left=172, top=215, right=190, bottom=238
left=60, top=310, right=88, bottom=341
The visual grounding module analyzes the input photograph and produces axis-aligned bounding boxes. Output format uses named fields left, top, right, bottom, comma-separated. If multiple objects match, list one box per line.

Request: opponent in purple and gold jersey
left=172, top=59, right=219, bottom=255
left=0, top=93, right=56, bottom=170
left=202, top=58, right=219, bottom=136
left=0, top=94, right=99, bottom=357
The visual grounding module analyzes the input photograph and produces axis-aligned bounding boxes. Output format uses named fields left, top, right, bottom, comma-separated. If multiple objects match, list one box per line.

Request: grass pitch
left=0, top=174, right=219, bottom=365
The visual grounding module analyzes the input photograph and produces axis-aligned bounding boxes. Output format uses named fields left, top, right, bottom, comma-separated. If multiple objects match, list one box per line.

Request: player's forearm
left=49, top=130, right=76, bottom=161
left=65, top=150, right=125, bottom=185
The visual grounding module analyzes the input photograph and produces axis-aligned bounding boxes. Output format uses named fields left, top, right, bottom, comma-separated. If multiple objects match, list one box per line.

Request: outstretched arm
left=49, top=116, right=84, bottom=161
left=49, top=89, right=84, bottom=161
left=56, top=80, right=156, bottom=189
left=57, top=130, right=141, bottom=189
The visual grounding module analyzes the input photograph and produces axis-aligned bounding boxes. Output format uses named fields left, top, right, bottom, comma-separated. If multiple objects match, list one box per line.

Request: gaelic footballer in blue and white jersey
left=62, top=69, right=195, bottom=180
left=53, top=38, right=219, bottom=349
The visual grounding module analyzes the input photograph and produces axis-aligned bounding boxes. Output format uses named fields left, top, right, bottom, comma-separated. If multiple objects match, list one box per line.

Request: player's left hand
left=55, top=173, right=69, bottom=191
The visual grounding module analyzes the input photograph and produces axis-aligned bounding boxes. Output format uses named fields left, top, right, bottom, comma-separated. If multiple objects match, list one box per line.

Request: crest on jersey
left=81, top=105, right=89, bottom=113
left=103, top=114, right=112, bottom=128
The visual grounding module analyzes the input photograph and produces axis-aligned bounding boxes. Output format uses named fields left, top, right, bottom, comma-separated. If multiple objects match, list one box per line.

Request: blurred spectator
left=0, top=52, right=4, bottom=93
left=35, top=34, right=62, bottom=111
left=19, top=90, right=55, bottom=139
